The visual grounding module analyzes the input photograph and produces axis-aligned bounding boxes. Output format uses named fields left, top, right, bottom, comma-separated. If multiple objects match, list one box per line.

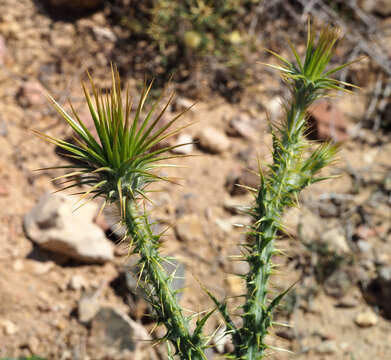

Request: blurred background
left=0, top=0, right=390, bottom=359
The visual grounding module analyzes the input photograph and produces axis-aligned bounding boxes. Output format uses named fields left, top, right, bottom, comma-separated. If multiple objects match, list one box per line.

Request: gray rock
left=357, top=239, right=372, bottom=253
left=89, top=307, right=151, bottom=359
left=225, top=169, right=259, bottom=196
left=379, top=265, right=391, bottom=282
left=93, top=26, right=117, bottom=42
left=24, top=193, right=114, bottom=263
left=198, top=127, right=230, bottom=154
left=226, top=114, right=255, bottom=139
left=324, top=269, right=353, bottom=298
left=315, top=340, right=338, bottom=355
left=78, top=288, right=102, bottom=324
left=125, top=256, right=186, bottom=301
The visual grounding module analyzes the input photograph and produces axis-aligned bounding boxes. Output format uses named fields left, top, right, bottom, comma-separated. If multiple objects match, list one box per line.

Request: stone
left=31, top=260, right=54, bottom=275
left=226, top=114, right=255, bottom=139
left=360, top=0, right=391, bottom=15
left=93, top=26, right=117, bottom=42
left=1, top=320, right=18, bottom=335
left=335, top=296, right=359, bottom=308
left=308, top=100, right=348, bottom=142
left=197, top=127, right=230, bottom=154
left=321, top=227, right=350, bottom=254
left=50, top=32, right=74, bottom=49
left=215, top=216, right=251, bottom=233
left=276, top=328, right=295, bottom=341
left=213, top=326, right=229, bottom=354
left=78, top=288, right=102, bottom=324
left=315, top=340, right=338, bottom=355
left=172, top=133, right=194, bottom=155
left=173, top=97, right=193, bottom=112
left=69, top=274, right=88, bottom=291
left=17, top=81, right=46, bottom=107
left=379, top=266, right=391, bottom=282
left=356, top=239, right=372, bottom=253
left=324, top=269, right=353, bottom=298
left=24, top=193, right=114, bottom=264
left=89, top=307, right=151, bottom=358
left=175, top=213, right=203, bottom=242
left=265, top=96, right=282, bottom=120
left=355, top=309, right=378, bottom=327
left=125, top=256, right=186, bottom=301
left=223, top=197, right=248, bottom=215
left=225, top=169, right=259, bottom=196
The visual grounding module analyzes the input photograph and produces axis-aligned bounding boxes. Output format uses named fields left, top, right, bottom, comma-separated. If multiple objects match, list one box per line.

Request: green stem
left=238, top=93, right=310, bottom=359
left=124, top=200, right=205, bottom=360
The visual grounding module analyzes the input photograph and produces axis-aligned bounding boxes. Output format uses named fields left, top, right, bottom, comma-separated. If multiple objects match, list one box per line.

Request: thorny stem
left=240, top=102, right=307, bottom=359
left=124, top=200, right=206, bottom=360
left=228, top=24, right=350, bottom=359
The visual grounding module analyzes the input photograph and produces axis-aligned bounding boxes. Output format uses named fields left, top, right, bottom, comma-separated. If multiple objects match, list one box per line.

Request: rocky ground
left=0, top=0, right=391, bottom=359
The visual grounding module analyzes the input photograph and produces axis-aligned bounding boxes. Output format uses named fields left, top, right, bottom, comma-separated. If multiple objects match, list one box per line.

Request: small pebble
left=335, top=296, right=359, bottom=308
left=78, top=291, right=102, bottom=324
left=32, top=261, right=54, bottom=275
left=172, top=133, right=194, bottom=155
left=355, top=310, right=378, bottom=327
left=1, top=320, right=18, bottom=335
left=198, top=127, right=230, bottom=154
left=12, top=259, right=24, bottom=271
left=68, top=274, right=88, bottom=291
left=315, top=340, right=338, bottom=355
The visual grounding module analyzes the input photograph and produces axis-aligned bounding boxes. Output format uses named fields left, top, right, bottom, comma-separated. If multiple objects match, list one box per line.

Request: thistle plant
left=38, top=23, right=355, bottom=360
left=36, top=69, right=208, bottom=359
left=209, top=23, right=356, bottom=359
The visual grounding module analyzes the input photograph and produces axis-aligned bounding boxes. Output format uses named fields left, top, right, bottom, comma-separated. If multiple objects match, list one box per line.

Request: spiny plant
left=35, top=68, right=206, bottom=359
left=207, top=23, right=357, bottom=359
left=37, top=23, right=355, bottom=359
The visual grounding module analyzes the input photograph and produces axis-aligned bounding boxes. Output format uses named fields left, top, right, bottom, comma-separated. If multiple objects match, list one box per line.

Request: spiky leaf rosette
left=37, top=68, right=211, bottom=360
left=35, top=67, right=192, bottom=213
left=211, top=24, right=356, bottom=359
